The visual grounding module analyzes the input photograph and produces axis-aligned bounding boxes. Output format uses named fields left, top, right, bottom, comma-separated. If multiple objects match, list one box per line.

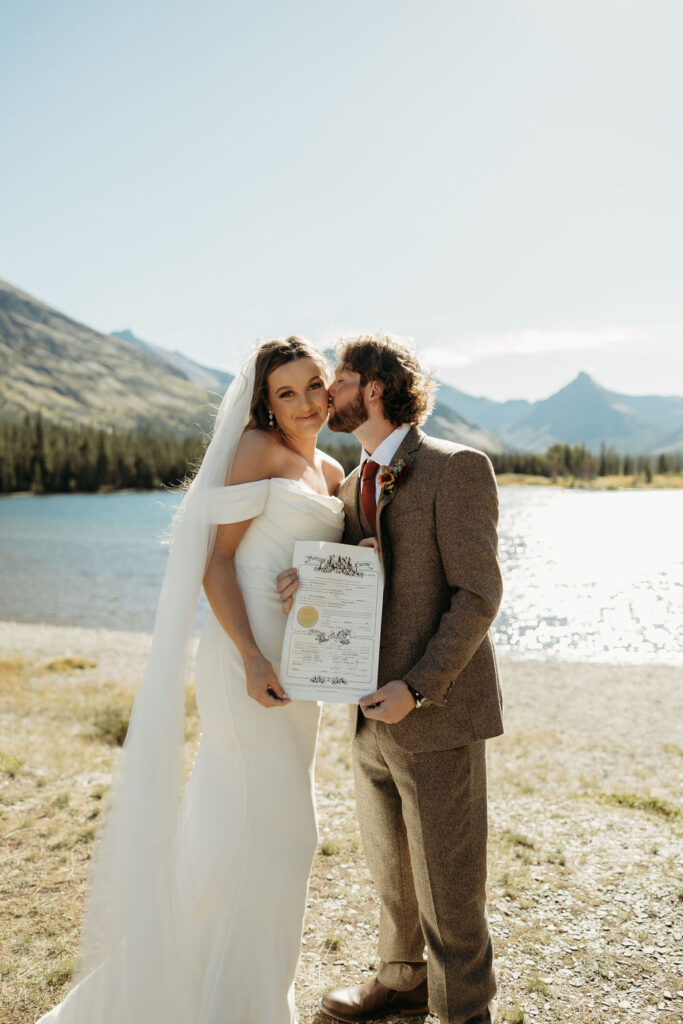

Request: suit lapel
left=375, top=427, right=425, bottom=594
left=376, top=426, right=424, bottom=529
left=339, top=466, right=363, bottom=539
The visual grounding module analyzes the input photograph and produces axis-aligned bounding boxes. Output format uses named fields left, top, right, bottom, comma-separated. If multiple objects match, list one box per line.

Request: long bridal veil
left=54, top=354, right=258, bottom=1023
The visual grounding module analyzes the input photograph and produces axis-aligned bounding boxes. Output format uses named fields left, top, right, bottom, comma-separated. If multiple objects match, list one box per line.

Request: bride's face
left=267, top=356, right=329, bottom=439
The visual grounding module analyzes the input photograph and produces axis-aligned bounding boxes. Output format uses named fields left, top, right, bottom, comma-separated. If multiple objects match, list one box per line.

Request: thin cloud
left=422, top=324, right=683, bottom=369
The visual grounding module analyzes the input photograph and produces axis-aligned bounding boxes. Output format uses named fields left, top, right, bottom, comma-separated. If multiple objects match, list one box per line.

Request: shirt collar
left=360, top=423, right=411, bottom=471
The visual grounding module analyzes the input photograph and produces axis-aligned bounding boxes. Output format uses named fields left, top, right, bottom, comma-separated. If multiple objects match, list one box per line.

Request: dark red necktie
left=361, top=459, right=379, bottom=533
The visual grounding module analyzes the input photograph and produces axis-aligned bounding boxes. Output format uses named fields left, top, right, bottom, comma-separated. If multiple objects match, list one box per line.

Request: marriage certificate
left=279, top=541, right=384, bottom=703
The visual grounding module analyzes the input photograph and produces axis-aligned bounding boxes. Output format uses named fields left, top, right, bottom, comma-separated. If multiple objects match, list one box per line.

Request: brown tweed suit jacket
left=339, top=426, right=504, bottom=752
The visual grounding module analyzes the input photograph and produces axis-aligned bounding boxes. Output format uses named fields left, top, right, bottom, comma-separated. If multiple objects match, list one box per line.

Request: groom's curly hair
left=336, top=333, right=436, bottom=427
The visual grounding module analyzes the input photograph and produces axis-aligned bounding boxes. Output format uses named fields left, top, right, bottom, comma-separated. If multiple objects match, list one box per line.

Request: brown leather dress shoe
left=320, top=976, right=429, bottom=1021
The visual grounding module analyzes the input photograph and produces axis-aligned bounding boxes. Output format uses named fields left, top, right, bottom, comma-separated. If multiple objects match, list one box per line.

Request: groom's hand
left=358, top=536, right=381, bottom=558
left=276, top=568, right=300, bottom=613
left=359, top=681, right=416, bottom=723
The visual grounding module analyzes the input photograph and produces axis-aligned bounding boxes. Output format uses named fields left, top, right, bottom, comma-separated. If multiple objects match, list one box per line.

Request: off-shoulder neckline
left=213, top=476, right=343, bottom=506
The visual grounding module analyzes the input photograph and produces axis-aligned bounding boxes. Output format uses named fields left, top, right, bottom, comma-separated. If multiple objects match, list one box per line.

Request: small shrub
left=46, top=657, right=97, bottom=673
left=93, top=705, right=130, bottom=746
left=598, top=792, right=680, bottom=819
left=44, top=956, right=75, bottom=987
left=503, top=831, right=535, bottom=848
left=498, top=870, right=519, bottom=900
left=504, top=1005, right=525, bottom=1024
left=323, top=933, right=343, bottom=952
left=0, top=751, right=21, bottom=777
left=320, top=840, right=340, bottom=857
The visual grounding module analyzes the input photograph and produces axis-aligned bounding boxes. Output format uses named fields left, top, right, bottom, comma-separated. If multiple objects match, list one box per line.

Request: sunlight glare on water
left=494, top=487, right=683, bottom=664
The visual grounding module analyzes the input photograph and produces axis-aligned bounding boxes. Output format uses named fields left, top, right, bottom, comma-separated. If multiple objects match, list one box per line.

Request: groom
left=279, top=334, right=503, bottom=1024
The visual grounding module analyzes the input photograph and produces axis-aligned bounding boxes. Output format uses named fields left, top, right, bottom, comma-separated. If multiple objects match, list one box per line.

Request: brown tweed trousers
left=337, top=426, right=504, bottom=1024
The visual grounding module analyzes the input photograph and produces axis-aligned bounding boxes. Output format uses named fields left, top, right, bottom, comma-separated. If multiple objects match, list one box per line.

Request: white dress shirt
left=359, top=423, right=411, bottom=504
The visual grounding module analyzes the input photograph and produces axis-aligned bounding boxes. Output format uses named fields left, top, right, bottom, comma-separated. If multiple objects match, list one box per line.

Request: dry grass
left=45, top=657, right=98, bottom=673
left=1, top=644, right=682, bottom=1024
left=496, top=473, right=683, bottom=490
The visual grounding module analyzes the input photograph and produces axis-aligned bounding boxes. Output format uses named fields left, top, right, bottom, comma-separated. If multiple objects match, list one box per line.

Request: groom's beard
left=328, top=391, right=368, bottom=433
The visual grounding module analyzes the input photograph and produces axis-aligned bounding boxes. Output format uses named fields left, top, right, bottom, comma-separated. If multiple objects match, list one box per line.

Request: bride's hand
left=244, top=652, right=291, bottom=708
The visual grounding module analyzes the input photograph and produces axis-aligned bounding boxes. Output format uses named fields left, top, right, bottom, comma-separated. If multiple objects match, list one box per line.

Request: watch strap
left=406, top=683, right=430, bottom=709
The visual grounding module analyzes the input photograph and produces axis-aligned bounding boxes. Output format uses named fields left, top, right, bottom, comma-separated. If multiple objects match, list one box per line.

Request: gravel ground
left=0, top=621, right=681, bottom=1024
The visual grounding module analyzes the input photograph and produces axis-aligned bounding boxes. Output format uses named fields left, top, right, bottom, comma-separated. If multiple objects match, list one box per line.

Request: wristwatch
left=406, top=683, right=430, bottom=709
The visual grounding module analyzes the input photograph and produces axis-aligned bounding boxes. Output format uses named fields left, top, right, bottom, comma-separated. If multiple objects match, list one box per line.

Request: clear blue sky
left=2, top=0, right=681, bottom=400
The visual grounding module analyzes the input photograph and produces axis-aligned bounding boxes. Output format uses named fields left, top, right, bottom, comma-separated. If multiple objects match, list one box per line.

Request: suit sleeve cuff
left=403, top=669, right=453, bottom=708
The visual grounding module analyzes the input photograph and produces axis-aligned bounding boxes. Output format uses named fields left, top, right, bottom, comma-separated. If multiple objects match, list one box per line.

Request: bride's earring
left=268, top=410, right=275, bottom=428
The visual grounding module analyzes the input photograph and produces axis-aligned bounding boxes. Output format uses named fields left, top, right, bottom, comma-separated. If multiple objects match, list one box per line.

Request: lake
left=0, top=487, right=681, bottom=665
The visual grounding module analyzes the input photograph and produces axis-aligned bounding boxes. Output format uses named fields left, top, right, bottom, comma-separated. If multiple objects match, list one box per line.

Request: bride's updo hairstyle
left=245, top=335, right=330, bottom=432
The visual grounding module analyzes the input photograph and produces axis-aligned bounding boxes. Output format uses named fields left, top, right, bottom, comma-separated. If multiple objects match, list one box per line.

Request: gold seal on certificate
left=297, top=605, right=319, bottom=627
left=280, top=541, right=384, bottom=703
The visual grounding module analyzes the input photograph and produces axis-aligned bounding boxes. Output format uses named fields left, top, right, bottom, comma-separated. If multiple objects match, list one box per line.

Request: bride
left=37, top=337, right=345, bottom=1024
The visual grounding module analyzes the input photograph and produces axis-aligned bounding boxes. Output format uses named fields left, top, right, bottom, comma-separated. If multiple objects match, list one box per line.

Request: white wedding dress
left=38, top=477, right=344, bottom=1024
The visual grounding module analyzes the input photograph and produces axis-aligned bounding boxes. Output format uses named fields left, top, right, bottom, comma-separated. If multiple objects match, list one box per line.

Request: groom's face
left=328, top=365, right=369, bottom=433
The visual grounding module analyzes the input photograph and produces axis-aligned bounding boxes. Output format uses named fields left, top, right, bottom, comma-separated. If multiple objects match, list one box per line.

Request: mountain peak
left=562, top=370, right=604, bottom=395
left=572, top=370, right=597, bottom=385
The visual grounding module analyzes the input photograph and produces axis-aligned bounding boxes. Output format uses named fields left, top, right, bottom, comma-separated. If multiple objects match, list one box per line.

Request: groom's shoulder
left=418, top=433, right=490, bottom=468
left=415, top=436, right=496, bottom=494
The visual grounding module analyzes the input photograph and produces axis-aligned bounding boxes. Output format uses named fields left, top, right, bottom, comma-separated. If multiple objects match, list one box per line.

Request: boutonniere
left=377, top=458, right=412, bottom=497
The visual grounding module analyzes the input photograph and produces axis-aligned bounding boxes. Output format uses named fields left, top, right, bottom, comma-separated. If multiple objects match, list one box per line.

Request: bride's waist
left=234, top=560, right=286, bottom=592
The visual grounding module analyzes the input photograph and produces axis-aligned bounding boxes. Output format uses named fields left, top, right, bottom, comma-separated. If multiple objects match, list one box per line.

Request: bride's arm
left=204, top=523, right=290, bottom=708
left=203, top=431, right=290, bottom=708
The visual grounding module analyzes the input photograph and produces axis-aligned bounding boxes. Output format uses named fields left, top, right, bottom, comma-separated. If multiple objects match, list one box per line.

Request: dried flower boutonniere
left=378, top=457, right=412, bottom=498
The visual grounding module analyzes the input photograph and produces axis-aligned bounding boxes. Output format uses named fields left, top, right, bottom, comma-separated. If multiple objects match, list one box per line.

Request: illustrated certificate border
left=279, top=541, right=384, bottom=703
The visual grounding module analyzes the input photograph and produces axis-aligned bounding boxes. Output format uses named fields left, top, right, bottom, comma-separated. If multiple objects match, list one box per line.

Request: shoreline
left=2, top=474, right=683, bottom=500
left=2, top=619, right=681, bottom=671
